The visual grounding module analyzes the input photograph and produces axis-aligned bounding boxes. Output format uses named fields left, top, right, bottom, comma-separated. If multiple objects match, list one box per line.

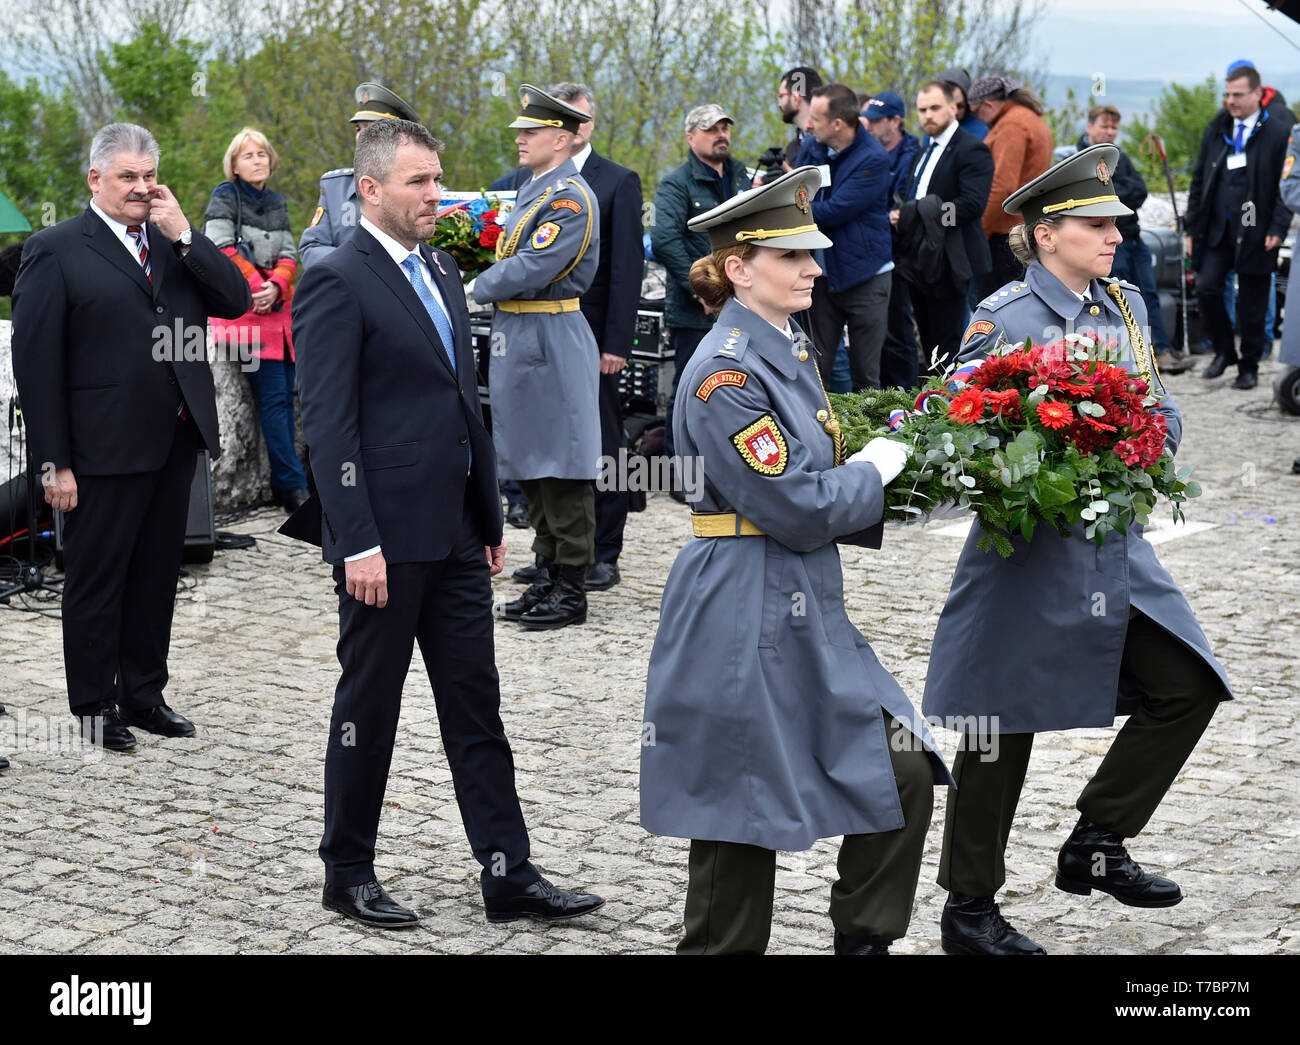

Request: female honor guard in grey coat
left=474, top=85, right=601, bottom=630
left=640, top=168, right=951, bottom=955
left=921, top=145, right=1233, bottom=956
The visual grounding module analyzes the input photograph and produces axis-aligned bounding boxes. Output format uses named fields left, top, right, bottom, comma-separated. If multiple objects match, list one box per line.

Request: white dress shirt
left=1233, top=109, right=1260, bottom=151
left=570, top=144, right=592, bottom=173
left=914, top=119, right=960, bottom=199
left=90, top=200, right=148, bottom=263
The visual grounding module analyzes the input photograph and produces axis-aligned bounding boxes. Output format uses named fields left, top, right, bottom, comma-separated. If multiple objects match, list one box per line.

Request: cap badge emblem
left=795, top=183, right=811, bottom=213
left=1096, top=160, right=1110, bottom=184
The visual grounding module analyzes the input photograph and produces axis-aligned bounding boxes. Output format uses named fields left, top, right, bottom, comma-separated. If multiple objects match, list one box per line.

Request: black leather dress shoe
left=322, top=880, right=419, bottom=929
left=122, top=703, right=196, bottom=738
left=505, top=502, right=530, bottom=529
left=1201, top=354, right=1231, bottom=379
left=833, top=930, right=889, bottom=954
left=1231, top=370, right=1258, bottom=390
left=585, top=562, right=620, bottom=591
left=940, top=893, right=1045, bottom=955
left=77, top=706, right=137, bottom=751
left=1056, top=814, right=1182, bottom=907
left=1291, top=458, right=1300, bottom=475
left=512, top=554, right=551, bottom=584
left=483, top=875, right=605, bottom=923
left=0, top=754, right=9, bottom=771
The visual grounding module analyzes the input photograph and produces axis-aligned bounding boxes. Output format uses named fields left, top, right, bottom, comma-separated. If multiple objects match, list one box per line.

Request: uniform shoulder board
left=975, top=283, right=1026, bottom=312
left=1102, top=275, right=1139, bottom=292
left=321, top=167, right=354, bottom=180
left=709, top=326, right=751, bottom=361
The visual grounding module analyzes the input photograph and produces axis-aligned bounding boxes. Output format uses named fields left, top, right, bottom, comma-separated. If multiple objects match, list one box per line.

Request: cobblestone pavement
left=2, top=358, right=1298, bottom=956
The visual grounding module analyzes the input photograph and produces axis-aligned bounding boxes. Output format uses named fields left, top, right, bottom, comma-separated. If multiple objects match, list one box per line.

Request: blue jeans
left=1113, top=238, right=1172, bottom=352
left=665, top=326, right=709, bottom=456
left=246, top=357, right=308, bottom=490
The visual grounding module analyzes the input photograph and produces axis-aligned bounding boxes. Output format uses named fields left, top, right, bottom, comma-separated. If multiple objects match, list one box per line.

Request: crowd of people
left=2, top=58, right=1294, bottom=950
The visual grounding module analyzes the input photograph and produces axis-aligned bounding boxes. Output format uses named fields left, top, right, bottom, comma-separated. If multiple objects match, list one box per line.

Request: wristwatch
left=176, top=226, right=193, bottom=247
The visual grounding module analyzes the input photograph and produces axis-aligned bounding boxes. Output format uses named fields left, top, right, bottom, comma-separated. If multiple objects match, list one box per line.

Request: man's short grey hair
left=89, top=123, right=160, bottom=172
left=354, top=118, right=444, bottom=185
left=550, top=82, right=596, bottom=116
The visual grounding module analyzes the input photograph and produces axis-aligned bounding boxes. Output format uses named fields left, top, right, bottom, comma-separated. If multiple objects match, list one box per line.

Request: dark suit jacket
left=896, top=127, right=994, bottom=294
left=284, top=225, right=502, bottom=565
left=10, top=207, right=251, bottom=475
left=1186, top=106, right=1293, bottom=275
left=489, top=151, right=644, bottom=356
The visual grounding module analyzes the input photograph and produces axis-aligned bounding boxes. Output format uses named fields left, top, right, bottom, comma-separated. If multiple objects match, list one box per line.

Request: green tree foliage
left=1044, top=85, right=1089, bottom=148
left=1123, top=76, right=1222, bottom=192
left=0, top=72, right=87, bottom=236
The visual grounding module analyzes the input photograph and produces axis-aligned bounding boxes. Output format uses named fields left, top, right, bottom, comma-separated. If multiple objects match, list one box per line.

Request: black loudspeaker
left=54, top=450, right=217, bottom=568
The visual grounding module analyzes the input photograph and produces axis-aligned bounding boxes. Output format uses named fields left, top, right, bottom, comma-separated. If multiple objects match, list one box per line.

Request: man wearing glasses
left=1186, top=62, right=1293, bottom=390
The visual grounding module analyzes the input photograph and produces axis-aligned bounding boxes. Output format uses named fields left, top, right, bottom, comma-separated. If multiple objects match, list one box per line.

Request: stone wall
left=1, top=319, right=284, bottom=511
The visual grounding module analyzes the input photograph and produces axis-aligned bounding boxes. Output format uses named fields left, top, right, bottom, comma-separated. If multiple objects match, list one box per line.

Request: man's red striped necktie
left=126, top=224, right=152, bottom=282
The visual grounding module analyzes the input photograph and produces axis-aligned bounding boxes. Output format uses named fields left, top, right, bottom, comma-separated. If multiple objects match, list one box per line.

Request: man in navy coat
left=284, top=118, right=603, bottom=929
left=797, top=83, right=894, bottom=390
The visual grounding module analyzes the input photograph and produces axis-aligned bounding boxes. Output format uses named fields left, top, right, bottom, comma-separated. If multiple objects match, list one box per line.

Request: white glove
left=848, top=437, right=909, bottom=485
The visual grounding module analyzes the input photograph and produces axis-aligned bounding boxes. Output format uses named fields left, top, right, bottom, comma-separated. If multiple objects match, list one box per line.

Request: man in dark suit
left=489, top=83, right=643, bottom=592
left=284, top=117, right=604, bottom=929
left=11, top=122, right=251, bottom=752
left=891, top=81, right=994, bottom=374
left=1186, top=63, right=1293, bottom=390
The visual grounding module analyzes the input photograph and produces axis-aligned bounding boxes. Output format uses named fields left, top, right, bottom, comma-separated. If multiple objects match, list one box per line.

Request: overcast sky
left=1034, top=0, right=1300, bottom=80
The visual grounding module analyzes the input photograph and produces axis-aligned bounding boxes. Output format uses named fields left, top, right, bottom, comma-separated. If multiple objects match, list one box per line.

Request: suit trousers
left=594, top=369, right=629, bottom=564
left=808, top=272, right=892, bottom=391
left=936, top=612, right=1222, bottom=898
left=879, top=271, right=918, bottom=389
left=678, top=714, right=934, bottom=953
left=1196, top=235, right=1271, bottom=373
left=908, top=279, right=972, bottom=375
left=517, top=477, right=595, bottom=567
left=320, top=502, right=537, bottom=897
left=60, top=415, right=198, bottom=716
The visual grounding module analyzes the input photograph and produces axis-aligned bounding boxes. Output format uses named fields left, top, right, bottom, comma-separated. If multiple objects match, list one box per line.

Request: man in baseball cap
left=651, top=102, right=752, bottom=479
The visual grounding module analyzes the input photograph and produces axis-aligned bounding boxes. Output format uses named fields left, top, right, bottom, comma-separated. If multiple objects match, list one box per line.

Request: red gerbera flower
left=947, top=388, right=986, bottom=424
left=984, top=388, right=1022, bottom=418
left=1036, top=400, right=1073, bottom=430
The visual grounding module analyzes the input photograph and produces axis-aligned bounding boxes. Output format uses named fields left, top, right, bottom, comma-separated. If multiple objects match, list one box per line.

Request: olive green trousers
left=937, top=612, right=1223, bottom=898
left=679, top=715, right=935, bottom=954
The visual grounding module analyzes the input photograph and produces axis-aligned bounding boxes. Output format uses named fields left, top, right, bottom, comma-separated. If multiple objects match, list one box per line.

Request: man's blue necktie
left=400, top=254, right=457, bottom=375
left=1234, top=121, right=1245, bottom=152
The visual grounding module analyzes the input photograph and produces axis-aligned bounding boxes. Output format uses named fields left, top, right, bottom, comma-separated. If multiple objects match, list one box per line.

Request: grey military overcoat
left=922, top=262, right=1234, bottom=734
left=473, top=158, right=602, bottom=480
left=641, top=297, right=951, bottom=852
left=1278, top=129, right=1300, bottom=367
left=299, top=167, right=359, bottom=269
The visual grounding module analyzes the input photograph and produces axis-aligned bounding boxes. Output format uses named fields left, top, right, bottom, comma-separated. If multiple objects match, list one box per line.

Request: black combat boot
left=833, top=930, right=890, bottom=955
left=940, top=893, right=1045, bottom=955
left=1056, top=814, right=1182, bottom=907
left=502, top=563, right=553, bottom=622
left=519, top=564, right=587, bottom=630
left=511, top=553, right=551, bottom=585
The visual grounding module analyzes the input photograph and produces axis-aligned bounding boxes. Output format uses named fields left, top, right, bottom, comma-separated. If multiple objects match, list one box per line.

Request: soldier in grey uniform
left=299, top=82, right=419, bottom=269
left=922, top=145, right=1234, bottom=955
left=640, top=168, right=952, bottom=955
left=474, top=85, right=601, bottom=630
left=1277, top=127, right=1300, bottom=472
